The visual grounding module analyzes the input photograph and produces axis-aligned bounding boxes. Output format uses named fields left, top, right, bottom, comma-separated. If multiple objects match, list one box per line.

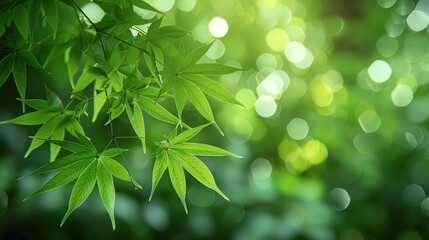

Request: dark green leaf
left=19, top=49, right=41, bottom=69
left=0, top=53, right=15, bottom=88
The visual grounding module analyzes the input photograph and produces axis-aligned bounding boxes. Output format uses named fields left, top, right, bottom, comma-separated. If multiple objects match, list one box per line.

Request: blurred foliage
left=2, top=0, right=429, bottom=239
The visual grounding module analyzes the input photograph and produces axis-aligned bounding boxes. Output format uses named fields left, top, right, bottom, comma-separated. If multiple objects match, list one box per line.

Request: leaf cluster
left=0, top=0, right=243, bottom=229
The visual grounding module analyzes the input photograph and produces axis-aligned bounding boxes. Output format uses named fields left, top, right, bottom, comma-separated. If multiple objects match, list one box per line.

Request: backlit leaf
left=182, top=80, right=214, bottom=121
left=97, top=161, right=116, bottom=230
left=172, top=143, right=241, bottom=158
left=150, top=151, right=168, bottom=200
left=167, top=152, right=188, bottom=213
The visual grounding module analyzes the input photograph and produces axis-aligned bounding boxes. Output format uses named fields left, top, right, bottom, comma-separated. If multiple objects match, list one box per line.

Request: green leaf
left=132, top=0, right=161, bottom=13
left=167, top=152, right=187, bottom=213
left=20, top=153, right=94, bottom=179
left=171, top=123, right=211, bottom=144
left=24, top=159, right=94, bottom=201
left=182, top=63, right=242, bottom=75
left=126, top=103, right=146, bottom=152
left=179, top=42, right=213, bottom=70
left=14, top=5, right=29, bottom=39
left=25, top=115, right=61, bottom=158
left=74, top=71, right=95, bottom=92
left=0, top=111, right=57, bottom=125
left=92, top=90, right=107, bottom=122
left=45, top=86, right=63, bottom=110
left=157, top=75, right=175, bottom=99
left=45, top=139, right=91, bottom=153
left=184, top=75, right=243, bottom=106
left=172, top=81, right=186, bottom=119
left=61, top=161, right=97, bottom=226
left=139, top=96, right=183, bottom=126
left=19, top=49, right=41, bottom=69
left=172, top=143, right=241, bottom=158
left=74, top=132, right=97, bottom=154
left=50, top=127, right=65, bottom=162
left=97, top=161, right=116, bottom=230
left=149, top=151, right=168, bottom=201
left=13, top=52, right=27, bottom=111
left=0, top=53, right=15, bottom=88
left=181, top=80, right=214, bottom=122
left=144, top=44, right=161, bottom=84
left=101, top=148, right=128, bottom=158
left=100, top=156, right=132, bottom=182
left=169, top=150, right=228, bottom=201
left=44, top=0, right=58, bottom=38
left=21, top=99, right=53, bottom=112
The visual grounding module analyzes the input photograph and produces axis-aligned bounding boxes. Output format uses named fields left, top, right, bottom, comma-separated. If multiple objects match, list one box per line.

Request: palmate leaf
left=126, top=102, right=146, bottom=152
left=181, top=80, right=214, bottom=122
left=149, top=124, right=240, bottom=212
left=22, top=135, right=138, bottom=229
left=0, top=53, right=14, bottom=88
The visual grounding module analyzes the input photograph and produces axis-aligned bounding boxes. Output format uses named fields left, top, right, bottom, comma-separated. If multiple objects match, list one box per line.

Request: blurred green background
left=2, top=0, right=429, bottom=239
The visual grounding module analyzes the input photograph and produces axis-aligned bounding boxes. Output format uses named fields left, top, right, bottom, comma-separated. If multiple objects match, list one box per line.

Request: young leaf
left=0, top=54, right=15, bottom=88
left=171, top=123, right=211, bottom=144
left=97, top=161, right=116, bottom=230
left=24, top=159, right=94, bottom=201
left=149, top=151, right=168, bottom=201
left=181, top=80, right=214, bottom=122
left=167, top=152, right=188, bottom=213
left=61, top=161, right=97, bottom=226
left=172, top=143, right=241, bottom=158
left=169, top=150, right=228, bottom=201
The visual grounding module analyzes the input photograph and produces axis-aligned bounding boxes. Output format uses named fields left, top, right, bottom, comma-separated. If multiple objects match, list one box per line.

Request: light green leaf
left=169, top=150, right=228, bottom=201
left=74, top=132, right=97, bottom=154
left=150, top=151, right=168, bottom=201
left=45, top=139, right=90, bottom=153
left=21, top=99, right=53, bottom=112
left=50, top=127, right=65, bottom=162
left=20, top=153, right=94, bottom=179
left=172, top=81, right=186, bottom=120
left=100, top=156, right=132, bottom=182
left=172, top=143, right=241, bottom=158
left=126, top=103, right=146, bottom=152
left=92, top=90, right=107, bottom=122
left=157, top=75, right=175, bottom=99
left=101, top=148, right=128, bottom=158
left=139, top=96, right=183, bottom=126
left=0, top=54, right=15, bottom=88
left=25, top=115, right=61, bottom=158
left=61, top=161, right=97, bottom=226
left=182, top=80, right=214, bottom=122
left=97, top=161, right=116, bottom=230
left=74, top=71, right=95, bottom=92
left=184, top=75, right=243, bottom=106
left=24, top=159, right=94, bottom=201
left=144, top=44, right=161, bottom=84
left=132, top=0, right=161, bottom=13
left=167, top=152, right=188, bottom=213
left=178, top=42, right=213, bottom=70
left=45, top=86, right=63, bottom=110
left=171, top=123, right=211, bottom=144
left=0, top=111, right=57, bottom=126
left=182, top=63, right=241, bottom=75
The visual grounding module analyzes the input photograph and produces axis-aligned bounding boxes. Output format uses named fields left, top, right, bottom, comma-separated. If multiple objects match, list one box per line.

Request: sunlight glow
left=368, top=60, right=392, bottom=83
left=209, top=17, right=229, bottom=38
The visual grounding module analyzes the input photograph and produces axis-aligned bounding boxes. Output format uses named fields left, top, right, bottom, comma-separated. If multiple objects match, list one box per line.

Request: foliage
left=0, top=0, right=242, bottom=229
